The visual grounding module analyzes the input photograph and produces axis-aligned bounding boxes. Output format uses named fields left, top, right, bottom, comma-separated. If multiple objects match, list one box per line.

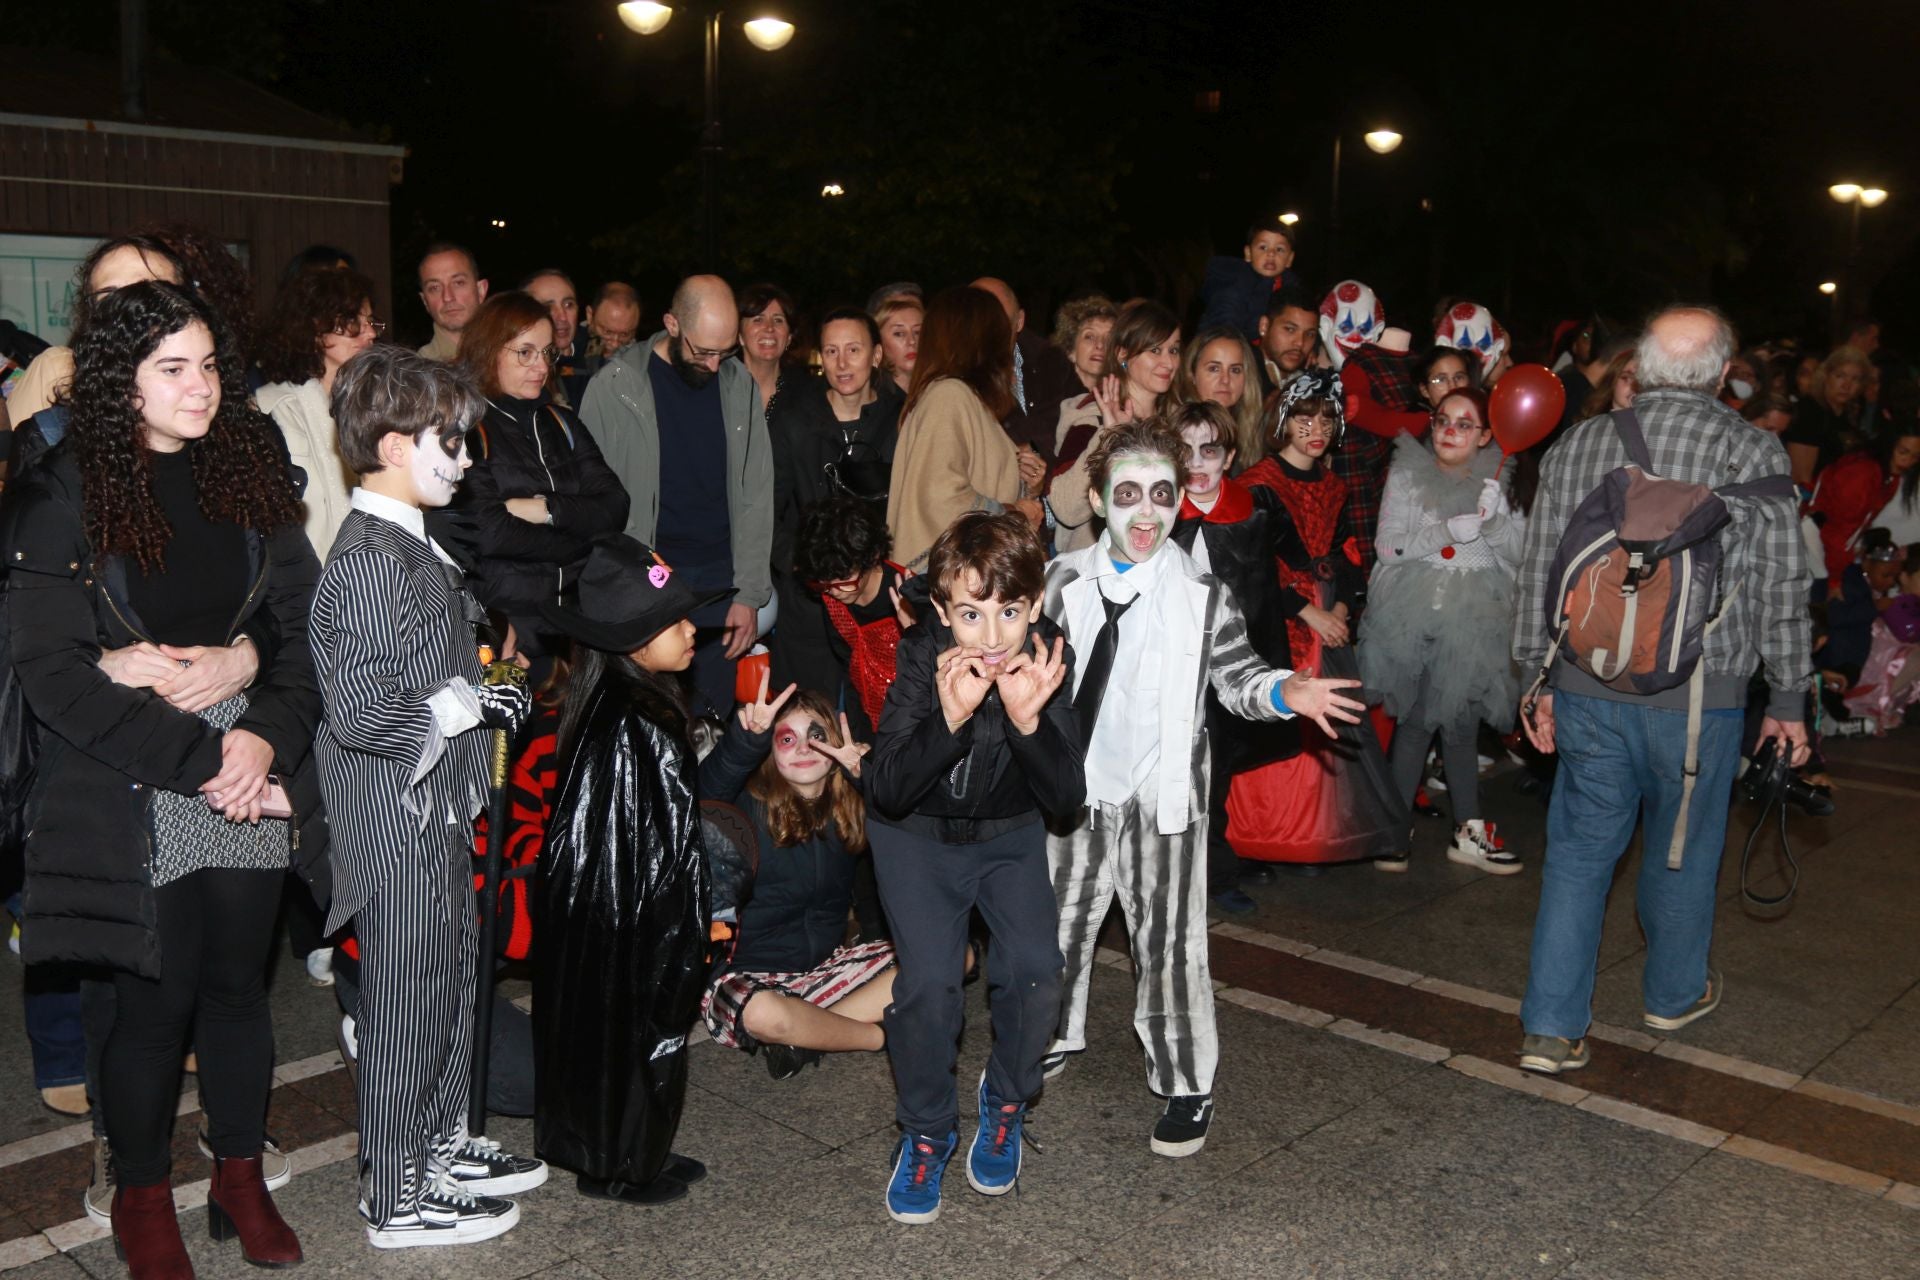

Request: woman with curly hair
left=3, top=281, right=322, bottom=1275
left=257, top=266, right=384, bottom=555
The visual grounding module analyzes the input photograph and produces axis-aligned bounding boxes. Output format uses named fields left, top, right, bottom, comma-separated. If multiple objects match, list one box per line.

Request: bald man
left=579, top=274, right=773, bottom=716
left=969, top=276, right=1077, bottom=466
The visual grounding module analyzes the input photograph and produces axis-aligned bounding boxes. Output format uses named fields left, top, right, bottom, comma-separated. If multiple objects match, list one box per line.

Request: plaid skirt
left=702, top=939, right=896, bottom=1050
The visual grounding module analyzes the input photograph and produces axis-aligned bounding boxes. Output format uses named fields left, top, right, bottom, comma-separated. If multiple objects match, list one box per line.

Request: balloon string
left=1494, top=452, right=1509, bottom=482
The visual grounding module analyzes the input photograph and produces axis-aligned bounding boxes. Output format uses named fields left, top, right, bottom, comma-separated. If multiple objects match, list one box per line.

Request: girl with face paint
left=1230, top=373, right=1409, bottom=873
left=1043, top=416, right=1366, bottom=1160
left=1359, top=388, right=1529, bottom=875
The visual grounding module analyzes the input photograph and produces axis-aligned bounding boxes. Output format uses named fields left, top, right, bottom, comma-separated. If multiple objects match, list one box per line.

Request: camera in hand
left=1739, top=738, right=1834, bottom=818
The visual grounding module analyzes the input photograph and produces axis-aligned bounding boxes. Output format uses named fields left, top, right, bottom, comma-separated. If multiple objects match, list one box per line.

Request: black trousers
left=870, top=819, right=1063, bottom=1137
left=101, top=868, right=281, bottom=1186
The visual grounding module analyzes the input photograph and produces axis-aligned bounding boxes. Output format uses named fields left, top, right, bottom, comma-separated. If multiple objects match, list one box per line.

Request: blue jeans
left=1519, top=691, right=1744, bottom=1040
left=10, top=892, right=88, bottom=1089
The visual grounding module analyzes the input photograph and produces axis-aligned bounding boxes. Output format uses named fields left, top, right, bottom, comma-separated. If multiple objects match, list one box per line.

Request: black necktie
left=1073, top=593, right=1136, bottom=750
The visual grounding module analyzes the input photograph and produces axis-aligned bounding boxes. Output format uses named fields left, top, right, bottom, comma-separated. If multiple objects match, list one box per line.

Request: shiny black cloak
left=532, top=678, right=755, bottom=1184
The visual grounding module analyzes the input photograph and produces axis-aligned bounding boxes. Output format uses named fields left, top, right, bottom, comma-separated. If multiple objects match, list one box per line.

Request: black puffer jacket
left=2, top=444, right=324, bottom=978
left=864, top=578, right=1084, bottom=840
left=726, top=794, right=858, bottom=974
left=432, top=394, right=629, bottom=618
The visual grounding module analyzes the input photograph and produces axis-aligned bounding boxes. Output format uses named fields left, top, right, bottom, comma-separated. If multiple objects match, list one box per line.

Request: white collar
left=349, top=488, right=459, bottom=566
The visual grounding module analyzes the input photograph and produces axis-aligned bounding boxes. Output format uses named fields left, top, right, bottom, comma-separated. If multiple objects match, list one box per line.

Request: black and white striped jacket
left=311, top=505, right=490, bottom=932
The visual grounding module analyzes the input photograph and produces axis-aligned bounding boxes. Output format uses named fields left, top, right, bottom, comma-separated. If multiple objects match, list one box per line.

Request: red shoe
left=207, top=1154, right=302, bottom=1267
left=112, top=1180, right=193, bottom=1280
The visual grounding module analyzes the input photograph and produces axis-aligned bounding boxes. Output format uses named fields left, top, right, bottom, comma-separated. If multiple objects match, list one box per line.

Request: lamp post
left=1827, top=181, right=1888, bottom=337
left=618, top=3, right=795, bottom=267
left=1329, top=127, right=1402, bottom=276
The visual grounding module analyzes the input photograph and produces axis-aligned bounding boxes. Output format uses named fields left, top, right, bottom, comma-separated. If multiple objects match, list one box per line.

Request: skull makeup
left=1179, top=421, right=1232, bottom=504
left=1093, top=454, right=1180, bottom=564
left=409, top=428, right=471, bottom=507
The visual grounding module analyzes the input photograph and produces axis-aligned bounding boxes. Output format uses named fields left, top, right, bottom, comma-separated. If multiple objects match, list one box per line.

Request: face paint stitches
left=410, top=429, right=471, bottom=507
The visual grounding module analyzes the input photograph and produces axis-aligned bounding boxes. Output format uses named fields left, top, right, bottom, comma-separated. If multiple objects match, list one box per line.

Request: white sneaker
left=364, top=1174, right=519, bottom=1250
left=195, top=1130, right=293, bottom=1189
left=304, top=948, right=335, bottom=987
left=83, top=1136, right=114, bottom=1226
left=1446, top=820, right=1523, bottom=875
left=339, top=1013, right=358, bottom=1061
left=445, top=1135, right=548, bottom=1196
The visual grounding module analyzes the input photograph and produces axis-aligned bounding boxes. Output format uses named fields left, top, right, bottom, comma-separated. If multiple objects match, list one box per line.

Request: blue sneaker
left=966, top=1074, right=1027, bottom=1196
left=885, top=1130, right=956, bottom=1224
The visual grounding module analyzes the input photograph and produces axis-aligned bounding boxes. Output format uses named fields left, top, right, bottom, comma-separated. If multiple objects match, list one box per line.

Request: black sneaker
left=445, top=1136, right=548, bottom=1196
left=764, top=1043, right=824, bottom=1081
left=364, top=1179, right=519, bottom=1250
left=1150, top=1094, right=1213, bottom=1158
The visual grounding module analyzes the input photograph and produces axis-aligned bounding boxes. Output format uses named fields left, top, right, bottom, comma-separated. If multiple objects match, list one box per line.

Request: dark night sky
left=16, top=0, right=1920, bottom=354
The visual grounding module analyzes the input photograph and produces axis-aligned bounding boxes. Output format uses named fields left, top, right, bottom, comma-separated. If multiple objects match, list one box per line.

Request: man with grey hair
left=1510, top=305, right=1811, bottom=1076
left=579, top=274, right=772, bottom=715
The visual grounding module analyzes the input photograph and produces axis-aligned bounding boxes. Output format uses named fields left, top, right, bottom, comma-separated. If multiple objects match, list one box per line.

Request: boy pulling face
left=930, top=574, right=1068, bottom=736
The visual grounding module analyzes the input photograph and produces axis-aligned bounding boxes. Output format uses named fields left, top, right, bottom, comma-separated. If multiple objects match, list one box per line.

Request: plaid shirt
left=1512, top=388, right=1812, bottom=719
left=1331, top=346, right=1426, bottom=574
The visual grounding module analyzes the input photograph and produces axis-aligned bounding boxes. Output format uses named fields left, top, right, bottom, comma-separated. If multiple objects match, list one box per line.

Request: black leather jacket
left=865, top=582, right=1084, bottom=841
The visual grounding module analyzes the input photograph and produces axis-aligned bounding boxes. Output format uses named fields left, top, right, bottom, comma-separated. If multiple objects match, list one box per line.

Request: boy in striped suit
left=311, top=348, right=546, bottom=1249
left=1040, top=418, right=1365, bottom=1157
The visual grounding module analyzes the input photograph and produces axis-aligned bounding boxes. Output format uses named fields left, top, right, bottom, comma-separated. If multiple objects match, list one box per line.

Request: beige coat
left=257, top=378, right=357, bottom=559
left=7, top=347, right=75, bottom=422
left=1048, top=393, right=1115, bottom=554
left=887, top=378, right=1023, bottom=571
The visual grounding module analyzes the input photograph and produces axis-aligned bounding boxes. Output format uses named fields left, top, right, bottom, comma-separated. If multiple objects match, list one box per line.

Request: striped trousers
left=1048, top=794, right=1216, bottom=1098
left=353, top=824, right=478, bottom=1224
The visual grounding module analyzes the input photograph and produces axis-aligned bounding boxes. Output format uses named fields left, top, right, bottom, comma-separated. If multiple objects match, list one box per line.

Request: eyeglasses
left=683, top=335, right=740, bottom=363
left=1431, top=413, right=1484, bottom=433
left=506, top=344, right=560, bottom=367
left=334, top=317, right=388, bottom=337
left=1426, top=371, right=1471, bottom=388
left=803, top=571, right=865, bottom=595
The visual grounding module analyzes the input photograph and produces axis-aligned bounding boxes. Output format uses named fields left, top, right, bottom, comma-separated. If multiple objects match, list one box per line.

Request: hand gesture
left=1095, top=374, right=1135, bottom=426
left=736, top=668, right=797, bottom=734
left=1279, top=669, right=1366, bottom=737
left=154, top=640, right=260, bottom=713
left=935, top=645, right=995, bottom=733
left=815, top=711, right=871, bottom=778
left=1445, top=512, right=1484, bottom=544
left=1016, top=445, right=1047, bottom=495
left=1298, top=604, right=1350, bottom=648
left=99, top=642, right=182, bottom=690
left=995, top=634, right=1068, bottom=735
left=200, top=727, right=275, bottom=823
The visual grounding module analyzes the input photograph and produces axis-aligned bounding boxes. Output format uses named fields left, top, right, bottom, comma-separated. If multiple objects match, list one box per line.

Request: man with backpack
left=1511, top=307, right=1812, bottom=1075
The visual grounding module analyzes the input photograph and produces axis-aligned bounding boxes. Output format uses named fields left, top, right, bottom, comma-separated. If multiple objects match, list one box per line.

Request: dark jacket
left=3, top=443, right=324, bottom=978
left=534, top=683, right=759, bottom=1184
left=1010, top=331, right=1079, bottom=462
left=769, top=376, right=903, bottom=577
left=725, top=793, right=859, bottom=975
left=431, top=394, right=629, bottom=619
left=1172, top=478, right=1303, bottom=769
left=1198, top=255, right=1303, bottom=346
left=865, top=581, right=1083, bottom=839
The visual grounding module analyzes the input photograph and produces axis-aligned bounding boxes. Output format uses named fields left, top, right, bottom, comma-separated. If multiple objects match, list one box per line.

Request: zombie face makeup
left=408, top=428, right=471, bottom=507
left=1093, top=454, right=1179, bottom=564
left=771, top=710, right=834, bottom=794
left=1179, top=422, right=1232, bottom=502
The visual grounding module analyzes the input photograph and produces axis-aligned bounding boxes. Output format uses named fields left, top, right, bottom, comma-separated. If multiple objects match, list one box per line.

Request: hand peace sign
left=737, top=668, right=799, bottom=734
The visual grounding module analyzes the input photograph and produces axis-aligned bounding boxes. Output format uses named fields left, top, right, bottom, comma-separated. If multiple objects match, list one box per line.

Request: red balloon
left=1487, top=363, right=1566, bottom=455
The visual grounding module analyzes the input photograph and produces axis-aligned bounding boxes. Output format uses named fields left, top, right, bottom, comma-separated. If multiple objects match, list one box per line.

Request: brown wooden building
left=0, top=47, right=405, bottom=344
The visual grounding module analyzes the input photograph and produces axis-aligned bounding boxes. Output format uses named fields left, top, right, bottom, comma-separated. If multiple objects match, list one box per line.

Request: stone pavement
left=1, top=725, right=1916, bottom=1278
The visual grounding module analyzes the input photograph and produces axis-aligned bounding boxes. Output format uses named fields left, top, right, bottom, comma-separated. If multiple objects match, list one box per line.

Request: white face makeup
left=409, top=429, right=471, bottom=507
left=1093, top=454, right=1180, bottom=564
left=1179, top=422, right=1232, bottom=501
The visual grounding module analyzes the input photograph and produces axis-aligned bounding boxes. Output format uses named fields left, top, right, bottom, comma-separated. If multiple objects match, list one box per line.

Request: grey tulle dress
left=1358, top=435, right=1526, bottom=736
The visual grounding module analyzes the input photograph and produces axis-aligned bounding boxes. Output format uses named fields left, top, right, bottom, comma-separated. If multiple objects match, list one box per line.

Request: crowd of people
left=0, top=211, right=1915, bottom=1274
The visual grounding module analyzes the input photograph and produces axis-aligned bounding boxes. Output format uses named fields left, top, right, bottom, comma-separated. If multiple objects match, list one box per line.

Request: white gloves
left=1446, top=513, right=1485, bottom=543
left=1477, top=478, right=1510, bottom=521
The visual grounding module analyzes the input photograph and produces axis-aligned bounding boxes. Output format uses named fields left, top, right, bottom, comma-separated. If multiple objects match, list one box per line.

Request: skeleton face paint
left=409, top=429, right=470, bottom=507
left=1179, top=422, right=1231, bottom=502
left=1093, top=454, right=1179, bottom=564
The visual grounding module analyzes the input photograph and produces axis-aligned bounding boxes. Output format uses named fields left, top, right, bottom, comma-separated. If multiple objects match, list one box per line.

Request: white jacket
left=257, top=378, right=356, bottom=560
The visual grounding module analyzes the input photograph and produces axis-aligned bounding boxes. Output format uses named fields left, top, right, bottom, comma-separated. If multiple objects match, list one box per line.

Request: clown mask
left=1092, top=454, right=1179, bottom=564
left=1179, top=422, right=1233, bottom=504
left=408, top=428, right=471, bottom=507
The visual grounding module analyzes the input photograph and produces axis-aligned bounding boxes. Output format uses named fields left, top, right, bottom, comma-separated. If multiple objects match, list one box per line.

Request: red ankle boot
left=207, top=1154, right=302, bottom=1267
left=112, top=1180, right=194, bottom=1279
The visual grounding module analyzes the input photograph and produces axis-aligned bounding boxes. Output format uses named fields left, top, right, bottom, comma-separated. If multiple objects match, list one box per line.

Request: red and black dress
left=1230, top=456, right=1407, bottom=864
left=769, top=562, right=907, bottom=739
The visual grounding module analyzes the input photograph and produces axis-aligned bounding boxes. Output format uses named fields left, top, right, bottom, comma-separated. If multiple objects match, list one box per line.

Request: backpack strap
left=1663, top=583, right=1739, bottom=870
left=1610, top=407, right=1656, bottom=473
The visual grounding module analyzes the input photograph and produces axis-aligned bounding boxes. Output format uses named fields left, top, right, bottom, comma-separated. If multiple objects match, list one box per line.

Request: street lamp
left=1818, top=281, right=1838, bottom=295
left=618, top=4, right=796, bottom=267
left=1828, top=180, right=1890, bottom=336
left=1278, top=211, right=1300, bottom=226
left=1330, top=125, right=1404, bottom=275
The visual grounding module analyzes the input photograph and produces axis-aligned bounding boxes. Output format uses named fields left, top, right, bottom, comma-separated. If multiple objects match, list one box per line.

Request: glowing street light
left=742, top=17, right=795, bottom=50
left=1827, top=180, right=1890, bottom=336
left=1278, top=211, right=1300, bottom=226
left=616, top=1, right=673, bottom=34
left=821, top=183, right=845, bottom=198
left=1818, top=281, right=1838, bottom=295
left=1859, top=187, right=1888, bottom=207
left=1828, top=182, right=1862, bottom=203
left=1363, top=129, right=1404, bottom=155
